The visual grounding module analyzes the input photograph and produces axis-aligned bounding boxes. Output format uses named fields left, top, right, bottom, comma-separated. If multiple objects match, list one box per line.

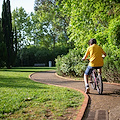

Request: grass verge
left=0, top=67, right=84, bottom=120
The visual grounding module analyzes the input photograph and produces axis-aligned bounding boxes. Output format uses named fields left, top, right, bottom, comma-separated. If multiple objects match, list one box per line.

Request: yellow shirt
left=85, top=44, right=106, bottom=67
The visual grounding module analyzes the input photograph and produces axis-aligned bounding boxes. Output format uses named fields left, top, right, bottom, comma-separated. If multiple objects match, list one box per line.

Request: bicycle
left=90, top=68, right=103, bottom=95
left=82, top=58, right=104, bottom=95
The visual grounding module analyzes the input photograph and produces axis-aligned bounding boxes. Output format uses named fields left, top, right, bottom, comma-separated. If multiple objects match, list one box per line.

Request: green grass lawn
left=0, top=67, right=84, bottom=120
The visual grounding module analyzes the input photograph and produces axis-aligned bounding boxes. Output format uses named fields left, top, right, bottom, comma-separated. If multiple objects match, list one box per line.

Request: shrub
left=56, top=44, right=120, bottom=83
left=55, top=49, right=88, bottom=77
left=101, top=17, right=120, bottom=83
left=15, top=45, right=71, bottom=67
left=35, top=47, right=50, bottom=66
left=103, top=44, right=120, bottom=83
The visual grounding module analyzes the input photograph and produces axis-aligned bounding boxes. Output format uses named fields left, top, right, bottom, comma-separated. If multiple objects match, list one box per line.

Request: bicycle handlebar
left=81, top=58, right=89, bottom=61
left=82, top=57, right=105, bottom=61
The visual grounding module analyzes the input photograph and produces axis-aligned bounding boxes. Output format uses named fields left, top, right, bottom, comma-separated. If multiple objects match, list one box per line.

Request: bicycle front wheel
left=96, top=75, right=103, bottom=95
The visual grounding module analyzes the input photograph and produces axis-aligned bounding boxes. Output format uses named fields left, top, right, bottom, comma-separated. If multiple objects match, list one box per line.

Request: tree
left=2, top=0, right=13, bottom=68
left=0, top=18, right=6, bottom=67
left=59, top=0, right=120, bottom=49
left=12, top=7, right=30, bottom=49
left=34, top=0, right=70, bottom=48
left=2, top=0, right=17, bottom=68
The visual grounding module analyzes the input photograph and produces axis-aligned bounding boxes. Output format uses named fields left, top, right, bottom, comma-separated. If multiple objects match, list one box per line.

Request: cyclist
left=82, top=38, right=106, bottom=94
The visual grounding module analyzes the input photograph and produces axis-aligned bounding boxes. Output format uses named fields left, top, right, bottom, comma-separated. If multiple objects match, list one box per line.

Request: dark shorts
left=85, top=66, right=102, bottom=75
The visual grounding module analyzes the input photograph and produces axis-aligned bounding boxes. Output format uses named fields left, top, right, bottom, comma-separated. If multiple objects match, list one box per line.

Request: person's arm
left=104, top=52, right=107, bottom=57
left=82, top=48, right=90, bottom=61
left=102, top=48, right=107, bottom=58
left=102, top=52, right=106, bottom=58
left=82, top=55, right=87, bottom=61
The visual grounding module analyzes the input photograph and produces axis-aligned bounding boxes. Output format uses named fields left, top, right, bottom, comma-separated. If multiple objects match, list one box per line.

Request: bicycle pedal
left=90, top=81, right=93, bottom=83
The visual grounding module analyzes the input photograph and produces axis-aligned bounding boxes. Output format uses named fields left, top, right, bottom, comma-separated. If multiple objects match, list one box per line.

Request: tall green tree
left=12, top=1, right=72, bottom=49
left=0, top=18, right=6, bottom=67
left=34, top=0, right=70, bottom=48
left=12, top=7, right=30, bottom=48
left=2, top=0, right=17, bottom=68
left=2, top=0, right=13, bottom=68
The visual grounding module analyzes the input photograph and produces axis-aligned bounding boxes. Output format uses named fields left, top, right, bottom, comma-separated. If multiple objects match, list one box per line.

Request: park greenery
left=55, top=0, right=120, bottom=83
left=0, top=67, right=84, bottom=119
left=1, top=0, right=120, bottom=119
left=0, top=0, right=120, bottom=83
left=0, top=0, right=74, bottom=67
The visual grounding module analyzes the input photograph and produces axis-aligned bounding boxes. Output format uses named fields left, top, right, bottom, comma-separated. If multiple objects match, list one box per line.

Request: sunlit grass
left=0, top=67, right=84, bottom=120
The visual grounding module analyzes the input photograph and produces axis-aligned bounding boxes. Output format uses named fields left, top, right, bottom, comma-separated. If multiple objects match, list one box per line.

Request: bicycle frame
left=91, top=69, right=98, bottom=86
left=90, top=68, right=103, bottom=94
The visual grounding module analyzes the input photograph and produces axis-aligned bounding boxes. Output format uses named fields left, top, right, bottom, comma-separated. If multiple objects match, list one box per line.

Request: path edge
left=29, top=72, right=89, bottom=120
left=55, top=73, right=89, bottom=120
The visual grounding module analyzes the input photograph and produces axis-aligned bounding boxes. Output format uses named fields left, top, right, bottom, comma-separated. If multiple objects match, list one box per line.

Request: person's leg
left=84, top=66, right=93, bottom=85
left=97, top=68, right=102, bottom=76
left=84, top=74, right=89, bottom=86
left=84, top=73, right=90, bottom=94
left=84, top=66, right=93, bottom=94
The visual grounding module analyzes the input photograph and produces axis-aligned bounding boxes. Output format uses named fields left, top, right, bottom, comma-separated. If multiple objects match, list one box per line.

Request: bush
left=35, top=47, right=50, bottom=66
left=56, top=44, right=120, bottom=83
left=103, top=44, right=120, bottom=83
left=101, top=17, right=120, bottom=83
left=15, top=45, right=71, bottom=67
left=55, top=49, right=88, bottom=77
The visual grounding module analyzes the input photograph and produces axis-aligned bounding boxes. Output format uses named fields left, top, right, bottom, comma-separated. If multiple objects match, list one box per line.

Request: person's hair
left=88, top=38, right=97, bottom=45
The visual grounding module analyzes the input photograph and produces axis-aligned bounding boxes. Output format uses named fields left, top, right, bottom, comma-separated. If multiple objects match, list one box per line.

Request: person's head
left=88, top=38, right=97, bottom=46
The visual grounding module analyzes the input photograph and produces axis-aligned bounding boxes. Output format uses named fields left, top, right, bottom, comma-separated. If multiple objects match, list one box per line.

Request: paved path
left=30, top=71, right=120, bottom=120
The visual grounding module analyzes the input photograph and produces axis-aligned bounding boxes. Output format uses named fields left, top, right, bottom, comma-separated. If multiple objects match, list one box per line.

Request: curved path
left=30, top=71, right=120, bottom=120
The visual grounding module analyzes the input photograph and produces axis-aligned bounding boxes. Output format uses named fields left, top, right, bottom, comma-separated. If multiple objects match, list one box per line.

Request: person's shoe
left=85, top=85, right=90, bottom=94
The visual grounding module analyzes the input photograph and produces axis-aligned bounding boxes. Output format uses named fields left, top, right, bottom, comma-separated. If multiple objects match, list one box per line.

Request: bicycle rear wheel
left=96, top=75, right=103, bottom=95
left=90, top=75, right=96, bottom=90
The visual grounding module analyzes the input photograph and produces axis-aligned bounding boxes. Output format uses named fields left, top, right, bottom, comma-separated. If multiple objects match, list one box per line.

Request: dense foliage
left=56, top=49, right=88, bottom=77
left=15, top=45, right=70, bottom=67
left=12, top=1, right=70, bottom=49
left=0, top=0, right=73, bottom=68
left=55, top=0, right=120, bottom=82
left=11, top=0, right=73, bottom=67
